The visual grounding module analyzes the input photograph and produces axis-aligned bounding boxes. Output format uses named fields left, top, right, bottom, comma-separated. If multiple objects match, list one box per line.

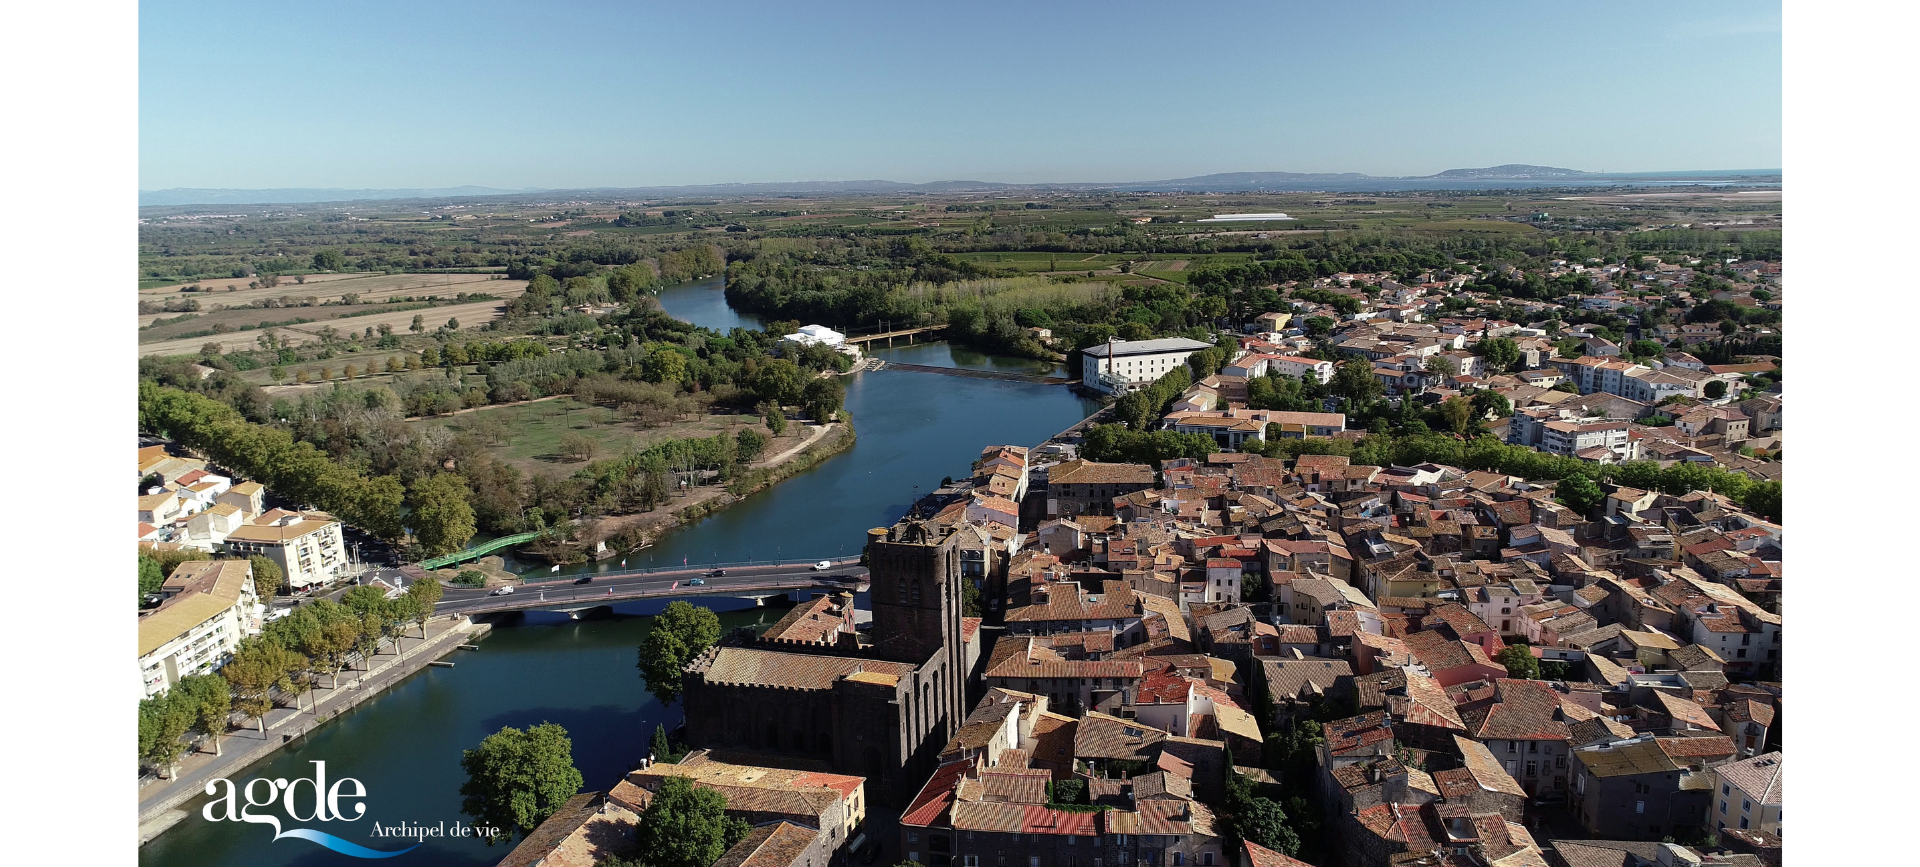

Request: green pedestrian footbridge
left=419, top=531, right=544, bottom=569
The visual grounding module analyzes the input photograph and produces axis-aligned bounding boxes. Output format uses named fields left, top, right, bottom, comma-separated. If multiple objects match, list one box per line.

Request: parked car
left=574, top=576, right=593, bottom=585
left=813, top=561, right=832, bottom=571
left=490, top=586, right=515, bottom=596
left=688, top=577, right=707, bottom=586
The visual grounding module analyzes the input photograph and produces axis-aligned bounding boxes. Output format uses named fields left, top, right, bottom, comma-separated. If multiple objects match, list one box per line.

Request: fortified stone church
left=681, top=516, right=976, bottom=805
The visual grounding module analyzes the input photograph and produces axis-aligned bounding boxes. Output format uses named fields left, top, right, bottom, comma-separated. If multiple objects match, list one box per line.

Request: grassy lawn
left=411, top=396, right=803, bottom=479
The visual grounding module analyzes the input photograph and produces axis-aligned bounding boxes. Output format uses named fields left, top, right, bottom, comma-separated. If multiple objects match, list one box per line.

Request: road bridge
left=433, top=557, right=868, bottom=617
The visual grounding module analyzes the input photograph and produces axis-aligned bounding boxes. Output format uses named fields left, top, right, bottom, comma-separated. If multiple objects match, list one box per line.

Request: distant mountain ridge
left=140, top=165, right=1781, bottom=208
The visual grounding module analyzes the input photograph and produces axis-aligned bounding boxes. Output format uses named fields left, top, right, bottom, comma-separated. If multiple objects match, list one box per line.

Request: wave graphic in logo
left=275, top=828, right=420, bottom=859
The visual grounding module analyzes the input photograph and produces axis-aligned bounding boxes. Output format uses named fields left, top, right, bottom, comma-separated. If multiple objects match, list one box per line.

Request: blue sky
left=139, top=1, right=1780, bottom=189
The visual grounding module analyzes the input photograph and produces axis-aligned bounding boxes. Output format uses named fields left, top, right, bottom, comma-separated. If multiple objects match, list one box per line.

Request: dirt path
left=429, top=394, right=567, bottom=418
left=754, top=422, right=835, bottom=468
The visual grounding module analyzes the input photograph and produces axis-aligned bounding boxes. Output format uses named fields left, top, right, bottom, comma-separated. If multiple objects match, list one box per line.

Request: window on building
left=1635, top=800, right=1645, bottom=814
left=1743, top=799, right=1751, bottom=813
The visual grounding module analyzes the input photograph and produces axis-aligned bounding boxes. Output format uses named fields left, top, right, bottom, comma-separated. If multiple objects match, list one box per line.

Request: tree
left=459, top=722, right=585, bottom=845
left=644, top=347, right=689, bottom=385
left=311, top=249, right=345, bottom=271
left=223, top=641, right=294, bottom=733
left=173, top=674, right=233, bottom=756
left=1234, top=797, right=1302, bottom=856
left=248, top=555, right=284, bottom=599
left=138, top=691, right=195, bottom=778
left=1741, top=480, right=1783, bottom=522
left=1628, top=339, right=1665, bottom=359
left=650, top=723, right=679, bottom=764
left=963, top=580, right=983, bottom=617
left=750, top=358, right=807, bottom=406
left=268, top=365, right=286, bottom=382
left=757, top=400, right=786, bottom=436
left=1704, top=379, right=1728, bottom=400
left=1435, top=397, right=1474, bottom=437
left=410, top=313, right=426, bottom=334
left=558, top=431, right=597, bottom=463
left=1332, top=356, right=1383, bottom=402
left=1471, top=390, right=1513, bottom=419
left=736, top=427, right=768, bottom=462
left=1474, top=337, right=1521, bottom=373
left=634, top=775, right=751, bottom=867
left=407, top=576, right=443, bottom=637
left=138, top=552, right=165, bottom=607
left=447, top=317, right=461, bottom=331
left=1424, top=354, right=1457, bottom=378
left=1556, top=474, right=1605, bottom=515
left=637, top=601, right=722, bottom=706
left=1494, top=644, right=1541, bottom=680
left=803, top=377, right=844, bottom=422
left=409, top=473, right=478, bottom=556
left=1188, top=347, right=1224, bottom=379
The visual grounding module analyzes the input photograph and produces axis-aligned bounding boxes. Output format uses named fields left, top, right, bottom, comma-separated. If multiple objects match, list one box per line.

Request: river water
left=142, top=280, right=1099, bottom=866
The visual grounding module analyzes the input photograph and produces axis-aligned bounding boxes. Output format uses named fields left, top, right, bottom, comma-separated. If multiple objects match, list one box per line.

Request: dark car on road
left=574, top=576, right=593, bottom=585
left=706, top=569, right=726, bottom=577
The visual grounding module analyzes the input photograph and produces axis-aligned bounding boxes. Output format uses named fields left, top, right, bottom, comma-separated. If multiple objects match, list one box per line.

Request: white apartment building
left=138, top=560, right=264, bottom=699
left=1539, top=419, right=1639, bottom=461
left=223, top=509, right=348, bottom=590
left=1081, top=337, right=1214, bottom=394
left=1554, top=356, right=1652, bottom=397
left=1247, top=353, right=1336, bottom=383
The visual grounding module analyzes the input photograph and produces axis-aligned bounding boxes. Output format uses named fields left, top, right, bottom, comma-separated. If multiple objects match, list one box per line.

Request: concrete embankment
left=136, top=618, right=491, bottom=845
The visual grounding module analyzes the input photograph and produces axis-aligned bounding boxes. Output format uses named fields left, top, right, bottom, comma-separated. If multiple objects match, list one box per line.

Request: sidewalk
left=137, top=616, right=487, bottom=842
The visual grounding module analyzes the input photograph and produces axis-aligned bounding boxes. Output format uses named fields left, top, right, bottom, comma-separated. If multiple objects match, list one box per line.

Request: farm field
left=138, top=271, right=518, bottom=325
left=138, top=293, right=525, bottom=356
left=408, top=396, right=806, bottom=480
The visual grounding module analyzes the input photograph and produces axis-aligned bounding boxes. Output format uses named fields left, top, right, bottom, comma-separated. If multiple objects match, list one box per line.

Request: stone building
left=681, top=517, right=977, bottom=806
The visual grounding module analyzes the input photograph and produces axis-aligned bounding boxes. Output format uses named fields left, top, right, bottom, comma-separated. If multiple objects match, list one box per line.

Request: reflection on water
left=144, top=282, right=1103, bottom=865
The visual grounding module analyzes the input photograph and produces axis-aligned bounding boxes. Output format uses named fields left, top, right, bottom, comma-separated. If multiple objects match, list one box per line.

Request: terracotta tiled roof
left=712, top=822, right=817, bottom=867
left=1404, top=629, right=1499, bottom=675
left=950, top=801, right=1100, bottom=835
left=1459, top=680, right=1571, bottom=742
left=1074, top=711, right=1168, bottom=761
left=1653, top=691, right=1721, bottom=731
left=1714, top=751, right=1783, bottom=805
left=700, top=646, right=914, bottom=691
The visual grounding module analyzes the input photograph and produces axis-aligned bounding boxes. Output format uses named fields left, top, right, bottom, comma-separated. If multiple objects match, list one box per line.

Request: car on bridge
left=706, top=569, right=726, bottom=578
left=688, top=577, right=707, bottom=586
left=574, top=576, right=593, bottom=585
left=490, top=586, right=515, bottom=596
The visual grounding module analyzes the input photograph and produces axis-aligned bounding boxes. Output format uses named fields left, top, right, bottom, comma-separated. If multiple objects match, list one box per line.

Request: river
left=141, top=280, right=1100, bottom=866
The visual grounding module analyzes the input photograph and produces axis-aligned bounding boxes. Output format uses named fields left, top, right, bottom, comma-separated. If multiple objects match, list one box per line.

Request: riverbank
left=582, top=417, right=857, bottom=552
left=136, top=617, right=491, bottom=845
